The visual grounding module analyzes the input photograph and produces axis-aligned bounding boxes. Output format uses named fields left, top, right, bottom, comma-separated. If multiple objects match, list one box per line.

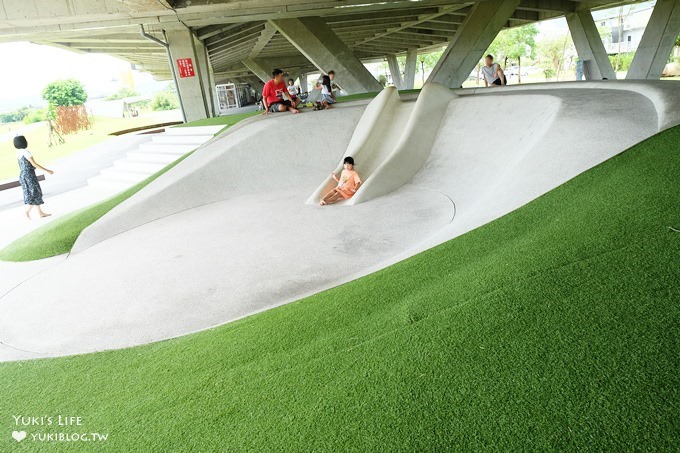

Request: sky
left=0, top=42, right=169, bottom=112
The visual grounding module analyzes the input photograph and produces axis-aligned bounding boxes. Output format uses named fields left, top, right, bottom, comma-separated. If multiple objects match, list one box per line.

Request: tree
left=537, top=34, right=575, bottom=81
left=504, top=24, right=539, bottom=83
left=486, top=24, right=539, bottom=83
left=42, top=79, right=88, bottom=107
left=487, top=32, right=511, bottom=68
left=417, top=49, right=444, bottom=86
left=0, top=106, right=30, bottom=123
left=42, top=79, right=90, bottom=136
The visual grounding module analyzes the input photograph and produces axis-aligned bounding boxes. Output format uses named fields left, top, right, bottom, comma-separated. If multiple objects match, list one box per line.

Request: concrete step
left=138, top=143, right=196, bottom=154
left=164, top=125, right=223, bottom=136
left=126, top=151, right=182, bottom=164
left=99, top=167, right=151, bottom=183
left=151, top=134, right=213, bottom=145
left=87, top=174, right=144, bottom=192
left=87, top=177, right=136, bottom=192
left=87, top=129, right=205, bottom=192
left=113, top=160, right=167, bottom=174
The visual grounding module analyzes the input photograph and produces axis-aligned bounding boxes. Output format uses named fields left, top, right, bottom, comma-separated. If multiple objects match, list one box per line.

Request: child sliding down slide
left=320, top=156, right=361, bottom=206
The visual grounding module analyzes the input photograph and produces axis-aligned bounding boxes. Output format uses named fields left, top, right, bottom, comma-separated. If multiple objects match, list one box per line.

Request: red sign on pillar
left=176, top=58, right=195, bottom=78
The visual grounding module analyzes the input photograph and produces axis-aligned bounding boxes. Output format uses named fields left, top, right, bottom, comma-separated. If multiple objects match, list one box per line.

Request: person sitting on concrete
left=481, top=55, right=507, bottom=87
left=317, top=75, right=336, bottom=110
left=286, top=78, right=301, bottom=108
left=315, top=70, right=340, bottom=91
left=320, top=156, right=361, bottom=206
left=262, top=69, right=300, bottom=114
left=13, top=135, right=54, bottom=219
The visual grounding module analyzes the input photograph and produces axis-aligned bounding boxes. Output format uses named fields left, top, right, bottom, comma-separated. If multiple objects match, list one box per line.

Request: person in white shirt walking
left=13, top=135, right=53, bottom=219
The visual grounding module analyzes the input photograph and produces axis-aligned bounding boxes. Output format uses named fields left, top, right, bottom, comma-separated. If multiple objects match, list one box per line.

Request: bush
left=0, top=107, right=30, bottom=123
left=106, top=87, right=140, bottom=100
left=151, top=92, right=179, bottom=111
left=609, top=52, right=635, bottom=72
left=23, top=109, right=47, bottom=124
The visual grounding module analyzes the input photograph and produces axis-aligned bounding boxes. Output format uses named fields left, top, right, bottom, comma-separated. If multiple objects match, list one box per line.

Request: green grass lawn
left=0, top=114, right=181, bottom=181
left=1, top=125, right=677, bottom=451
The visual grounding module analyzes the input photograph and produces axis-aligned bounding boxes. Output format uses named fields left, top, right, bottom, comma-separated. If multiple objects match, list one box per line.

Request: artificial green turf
left=336, top=88, right=421, bottom=103
left=1, top=126, right=678, bottom=451
left=174, top=110, right=260, bottom=130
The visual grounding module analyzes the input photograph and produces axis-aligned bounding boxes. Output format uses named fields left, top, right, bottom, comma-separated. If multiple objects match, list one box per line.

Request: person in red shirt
left=262, top=68, right=300, bottom=114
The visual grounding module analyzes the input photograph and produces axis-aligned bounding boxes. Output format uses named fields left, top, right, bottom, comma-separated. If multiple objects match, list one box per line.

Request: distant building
left=595, top=2, right=654, bottom=55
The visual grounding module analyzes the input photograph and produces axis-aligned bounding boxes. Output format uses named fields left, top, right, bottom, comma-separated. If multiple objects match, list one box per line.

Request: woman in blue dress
left=13, top=135, right=54, bottom=219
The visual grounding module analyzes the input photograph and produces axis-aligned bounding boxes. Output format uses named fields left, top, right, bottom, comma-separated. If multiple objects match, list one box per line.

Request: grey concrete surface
left=0, top=81, right=677, bottom=361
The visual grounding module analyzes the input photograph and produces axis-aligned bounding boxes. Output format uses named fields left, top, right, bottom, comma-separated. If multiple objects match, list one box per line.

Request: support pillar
left=166, top=28, right=214, bottom=122
left=427, top=0, right=520, bottom=88
left=270, top=17, right=383, bottom=94
left=404, top=49, right=417, bottom=89
left=566, top=10, right=616, bottom=80
left=193, top=34, right=218, bottom=116
left=386, top=54, right=404, bottom=88
left=627, top=0, right=680, bottom=80
left=299, top=73, right=309, bottom=92
left=242, top=58, right=272, bottom=83
left=244, top=76, right=265, bottom=93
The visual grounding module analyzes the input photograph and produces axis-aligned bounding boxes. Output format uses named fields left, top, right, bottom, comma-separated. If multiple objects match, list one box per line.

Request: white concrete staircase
left=88, top=125, right=224, bottom=192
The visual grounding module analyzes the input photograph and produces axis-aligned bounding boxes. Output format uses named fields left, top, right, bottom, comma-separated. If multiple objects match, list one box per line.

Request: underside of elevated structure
left=1, top=0, right=677, bottom=121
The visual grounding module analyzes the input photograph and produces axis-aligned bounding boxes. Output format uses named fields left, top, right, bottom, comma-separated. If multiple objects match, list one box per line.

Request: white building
left=595, top=2, right=655, bottom=55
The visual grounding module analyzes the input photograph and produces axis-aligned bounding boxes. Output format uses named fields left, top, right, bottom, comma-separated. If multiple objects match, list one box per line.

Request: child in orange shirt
left=320, top=156, right=361, bottom=205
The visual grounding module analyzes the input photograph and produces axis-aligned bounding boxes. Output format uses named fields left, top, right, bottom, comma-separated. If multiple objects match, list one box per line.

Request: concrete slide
left=0, top=80, right=678, bottom=361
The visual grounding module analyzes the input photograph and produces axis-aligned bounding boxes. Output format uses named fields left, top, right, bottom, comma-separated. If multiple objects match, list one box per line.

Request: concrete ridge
left=460, top=80, right=679, bottom=131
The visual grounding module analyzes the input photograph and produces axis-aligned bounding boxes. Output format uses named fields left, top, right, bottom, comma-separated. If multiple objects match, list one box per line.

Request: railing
left=0, top=175, right=45, bottom=192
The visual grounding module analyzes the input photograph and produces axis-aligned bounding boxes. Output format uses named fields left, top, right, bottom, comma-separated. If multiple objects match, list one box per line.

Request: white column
left=387, top=54, right=404, bottom=88
left=566, top=10, right=616, bottom=80
left=427, top=0, right=520, bottom=88
left=404, top=49, right=418, bottom=89
left=627, top=0, right=680, bottom=80
left=270, top=17, right=383, bottom=94
left=166, top=28, right=212, bottom=122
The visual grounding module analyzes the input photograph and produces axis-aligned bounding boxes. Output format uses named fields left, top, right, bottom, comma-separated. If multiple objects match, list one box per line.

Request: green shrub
left=151, top=92, right=180, bottom=111
left=23, top=109, right=47, bottom=124
left=609, top=52, right=635, bottom=72
left=106, top=87, right=140, bottom=100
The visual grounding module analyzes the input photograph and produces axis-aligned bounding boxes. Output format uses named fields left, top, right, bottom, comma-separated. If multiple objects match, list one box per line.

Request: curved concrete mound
left=0, top=81, right=678, bottom=361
